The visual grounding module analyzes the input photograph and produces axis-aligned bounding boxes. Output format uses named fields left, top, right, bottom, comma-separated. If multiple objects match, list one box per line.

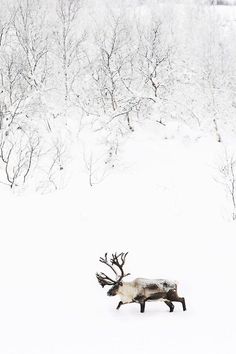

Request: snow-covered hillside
left=1, top=1, right=236, bottom=353
left=1, top=1, right=236, bottom=192
left=0, top=120, right=236, bottom=354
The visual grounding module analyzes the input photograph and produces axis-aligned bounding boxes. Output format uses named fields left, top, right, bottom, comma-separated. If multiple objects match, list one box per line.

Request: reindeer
left=96, top=252, right=186, bottom=313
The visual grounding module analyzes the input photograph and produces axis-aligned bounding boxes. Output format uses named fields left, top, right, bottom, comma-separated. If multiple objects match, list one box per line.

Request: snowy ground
left=0, top=121, right=236, bottom=354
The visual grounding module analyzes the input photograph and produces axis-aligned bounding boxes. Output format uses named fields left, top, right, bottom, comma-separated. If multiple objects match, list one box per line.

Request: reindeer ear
left=119, top=281, right=123, bottom=286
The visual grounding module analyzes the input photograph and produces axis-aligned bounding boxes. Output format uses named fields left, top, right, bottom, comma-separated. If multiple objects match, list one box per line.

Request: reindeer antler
left=96, top=252, right=130, bottom=287
left=96, top=272, right=116, bottom=288
left=110, top=252, right=130, bottom=282
left=99, top=253, right=118, bottom=277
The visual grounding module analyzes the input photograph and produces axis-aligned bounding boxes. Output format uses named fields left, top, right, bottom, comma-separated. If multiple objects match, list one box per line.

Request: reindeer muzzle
left=107, top=289, right=114, bottom=296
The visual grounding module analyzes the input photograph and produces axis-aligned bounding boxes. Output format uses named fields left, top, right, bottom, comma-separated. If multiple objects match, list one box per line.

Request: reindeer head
left=96, top=252, right=130, bottom=296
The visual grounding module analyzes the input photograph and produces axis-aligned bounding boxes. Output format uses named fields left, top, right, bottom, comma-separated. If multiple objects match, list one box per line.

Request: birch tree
left=87, top=13, right=143, bottom=133
left=137, top=19, right=172, bottom=100
left=13, top=0, right=50, bottom=91
left=54, top=0, right=84, bottom=107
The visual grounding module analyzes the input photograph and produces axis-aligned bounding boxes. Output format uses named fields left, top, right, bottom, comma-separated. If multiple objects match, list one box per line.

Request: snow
left=0, top=120, right=236, bottom=354
left=1, top=1, right=236, bottom=353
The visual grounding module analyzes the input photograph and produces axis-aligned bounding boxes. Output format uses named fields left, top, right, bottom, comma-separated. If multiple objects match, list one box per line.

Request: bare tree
left=83, top=147, right=111, bottom=187
left=193, top=15, right=236, bottom=142
left=87, top=14, right=139, bottom=127
left=137, top=19, right=172, bottom=100
left=0, top=11, right=11, bottom=48
left=0, top=128, right=41, bottom=188
left=47, top=138, right=66, bottom=190
left=54, top=0, right=85, bottom=107
left=217, top=151, right=236, bottom=220
left=13, top=0, right=50, bottom=91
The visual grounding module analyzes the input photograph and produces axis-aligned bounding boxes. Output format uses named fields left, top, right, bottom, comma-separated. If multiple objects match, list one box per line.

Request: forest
left=0, top=0, right=236, bottom=194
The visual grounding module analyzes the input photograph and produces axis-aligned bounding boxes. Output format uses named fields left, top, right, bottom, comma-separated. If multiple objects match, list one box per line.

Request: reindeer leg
left=181, top=297, right=186, bottom=311
left=134, top=295, right=146, bottom=313
left=164, top=300, right=175, bottom=312
left=167, top=290, right=186, bottom=311
left=116, top=301, right=123, bottom=310
left=140, top=301, right=146, bottom=313
left=174, top=297, right=186, bottom=311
